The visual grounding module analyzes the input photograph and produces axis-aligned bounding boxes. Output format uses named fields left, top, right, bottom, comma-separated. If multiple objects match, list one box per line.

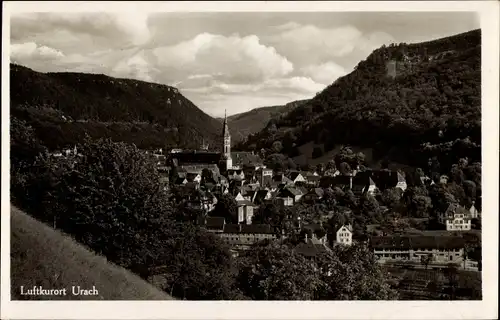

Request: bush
left=312, top=146, right=324, bottom=159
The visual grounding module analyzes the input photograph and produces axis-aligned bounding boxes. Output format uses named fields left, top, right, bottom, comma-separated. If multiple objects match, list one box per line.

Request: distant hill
left=10, top=64, right=222, bottom=150
left=226, top=100, right=309, bottom=144
left=238, top=29, right=481, bottom=171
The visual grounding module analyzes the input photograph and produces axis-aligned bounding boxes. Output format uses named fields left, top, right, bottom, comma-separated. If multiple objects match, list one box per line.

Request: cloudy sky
left=10, top=11, right=479, bottom=117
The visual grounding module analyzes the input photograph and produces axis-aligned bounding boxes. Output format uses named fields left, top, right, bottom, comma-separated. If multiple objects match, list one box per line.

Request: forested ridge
left=10, top=64, right=221, bottom=150
left=227, top=99, right=309, bottom=144
left=237, top=29, right=481, bottom=172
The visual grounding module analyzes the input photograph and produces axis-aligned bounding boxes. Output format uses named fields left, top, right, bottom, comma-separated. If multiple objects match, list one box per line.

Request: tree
left=169, top=165, right=179, bottom=186
left=315, top=245, right=398, bottom=300
left=463, top=180, right=477, bottom=201
left=236, top=243, right=323, bottom=300
left=359, top=194, right=381, bottom=219
left=253, top=202, right=288, bottom=234
left=322, top=188, right=337, bottom=209
left=338, top=162, right=352, bottom=175
left=409, top=195, right=433, bottom=218
left=272, top=141, right=283, bottom=153
left=10, top=117, right=47, bottom=168
left=265, top=153, right=288, bottom=171
left=449, top=165, right=465, bottom=184
left=201, top=168, right=214, bottom=184
left=326, top=159, right=336, bottom=171
left=316, top=163, right=325, bottom=176
left=324, top=208, right=352, bottom=241
left=312, top=146, right=324, bottom=159
left=381, top=187, right=402, bottom=209
left=213, top=194, right=238, bottom=223
left=154, top=222, right=241, bottom=300
left=287, top=157, right=297, bottom=170
left=13, top=137, right=242, bottom=300
left=13, top=138, right=173, bottom=271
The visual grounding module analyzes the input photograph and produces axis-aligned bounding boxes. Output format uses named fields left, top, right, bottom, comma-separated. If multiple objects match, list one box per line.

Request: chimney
left=305, top=233, right=308, bottom=243
left=349, top=176, right=353, bottom=189
left=238, top=224, right=242, bottom=232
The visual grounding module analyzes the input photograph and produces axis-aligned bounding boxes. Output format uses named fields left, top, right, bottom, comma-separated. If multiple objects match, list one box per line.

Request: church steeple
left=222, top=110, right=230, bottom=137
left=220, top=109, right=232, bottom=171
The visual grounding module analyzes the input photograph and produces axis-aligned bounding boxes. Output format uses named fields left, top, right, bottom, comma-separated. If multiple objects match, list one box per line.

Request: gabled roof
left=294, top=239, right=330, bottom=257
left=371, top=170, right=404, bottom=190
left=205, top=216, right=225, bottom=230
left=303, top=223, right=322, bottom=232
left=298, top=170, right=311, bottom=176
left=186, top=172, right=200, bottom=182
left=287, top=171, right=303, bottom=181
left=230, top=152, right=263, bottom=166
left=203, top=182, right=216, bottom=191
left=286, top=187, right=304, bottom=196
left=333, top=175, right=352, bottom=186
left=306, top=175, right=321, bottom=182
left=307, top=188, right=324, bottom=198
left=397, top=172, right=406, bottom=183
left=184, top=182, right=199, bottom=189
left=237, top=200, right=254, bottom=206
left=244, top=190, right=257, bottom=199
left=253, top=190, right=271, bottom=204
left=445, top=203, right=470, bottom=218
left=174, top=177, right=187, bottom=184
left=241, top=224, right=273, bottom=234
left=370, top=235, right=465, bottom=250
left=222, top=223, right=274, bottom=234
left=297, top=186, right=309, bottom=195
left=269, top=180, right=280, bottom=188
left=337, top=224, right=353, bottom=233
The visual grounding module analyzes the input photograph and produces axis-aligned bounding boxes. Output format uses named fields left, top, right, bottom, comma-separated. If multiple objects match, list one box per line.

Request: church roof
left=222, top=110, right=230, bottom=138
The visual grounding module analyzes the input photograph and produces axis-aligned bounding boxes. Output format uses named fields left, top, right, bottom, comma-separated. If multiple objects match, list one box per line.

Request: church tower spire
left=220, top=109, right=232, bottom=171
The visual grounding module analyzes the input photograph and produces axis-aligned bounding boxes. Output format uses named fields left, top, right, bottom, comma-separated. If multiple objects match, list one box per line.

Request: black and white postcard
left=1, top=1, right=498, bottom=319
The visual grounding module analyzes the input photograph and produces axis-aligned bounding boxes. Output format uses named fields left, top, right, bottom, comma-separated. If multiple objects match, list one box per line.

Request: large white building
left=371, top=235, right=465, bottom=266
left=439, top=203, right=472, bottom=231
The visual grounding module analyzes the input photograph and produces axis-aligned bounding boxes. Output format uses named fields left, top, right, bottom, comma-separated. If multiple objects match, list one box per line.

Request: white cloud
left=152, top=33, right=294, bottom=84
left=181, top=76, right=323, bottom=95
left=9, top=13, right=403, bottom=117
left=301, top=61, right=347, bottom=85
left=265, top=23, right=395, bottom=68
left=112, top=50, right=157, bottom=82
left=11, top=42, right=64, bottom=62
left=11, top=12, right=151, bottom=53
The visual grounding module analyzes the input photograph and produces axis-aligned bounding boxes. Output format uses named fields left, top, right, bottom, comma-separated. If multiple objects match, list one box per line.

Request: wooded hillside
left=10, top=64, right=222, bottom=150
left=238, top=29, right=481, bottom=172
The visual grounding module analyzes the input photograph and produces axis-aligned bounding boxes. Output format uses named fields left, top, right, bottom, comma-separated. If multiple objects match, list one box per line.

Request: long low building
left=202, top=217, right=277, bottom=250
left=369, top=235, right=466, bottom=266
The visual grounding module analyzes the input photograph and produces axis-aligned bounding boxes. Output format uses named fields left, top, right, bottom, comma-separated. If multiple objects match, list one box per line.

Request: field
left=384, top=266, right=482, bottom=300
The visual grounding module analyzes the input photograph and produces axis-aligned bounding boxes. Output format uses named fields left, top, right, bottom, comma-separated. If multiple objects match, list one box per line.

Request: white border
left=2, top=1, right=499, bottom=319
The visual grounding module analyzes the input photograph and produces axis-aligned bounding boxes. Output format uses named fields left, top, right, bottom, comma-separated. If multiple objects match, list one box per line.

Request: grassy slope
left=10, top=206, right=173, bottom=300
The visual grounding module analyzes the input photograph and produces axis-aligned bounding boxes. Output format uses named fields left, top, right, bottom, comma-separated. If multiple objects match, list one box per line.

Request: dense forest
left=226, top=99, right=309, bottom=144
left=237, top=29, right=481, bottom=173
left=10, top=64, right=222, bottom=151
